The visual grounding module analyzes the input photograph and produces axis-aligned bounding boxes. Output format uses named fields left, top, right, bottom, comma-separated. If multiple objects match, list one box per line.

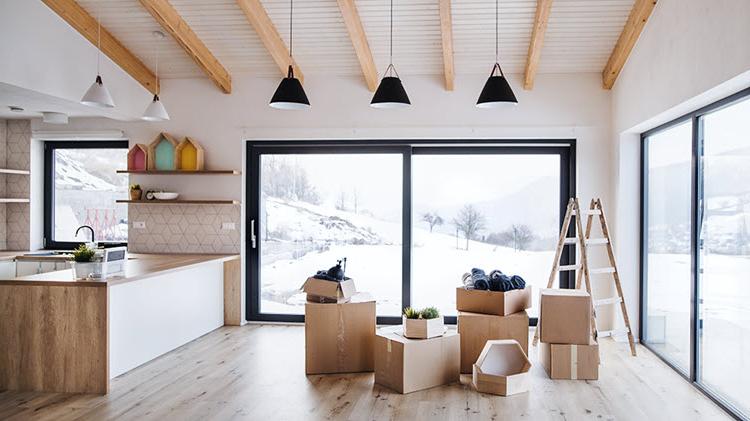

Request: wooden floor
left=0, top=325, right=731, bottom=421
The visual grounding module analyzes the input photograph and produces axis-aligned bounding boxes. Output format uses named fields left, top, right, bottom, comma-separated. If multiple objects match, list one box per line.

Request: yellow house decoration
left=175, top=137, right=205, bottom=171
left=147, top=132, right=179, bottom=170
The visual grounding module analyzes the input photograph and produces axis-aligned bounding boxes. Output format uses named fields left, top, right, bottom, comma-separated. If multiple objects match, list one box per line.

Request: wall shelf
left=116, top=169, right=240, bottom=175
left=116, top=199, right=240, bottom=205
left=0, top=168, right=30, bottom=175
left=0, top=198, right=30, bottom=203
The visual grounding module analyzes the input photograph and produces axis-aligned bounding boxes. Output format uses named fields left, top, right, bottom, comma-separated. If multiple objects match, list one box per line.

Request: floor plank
left=0, top=325, right=732, bottom=420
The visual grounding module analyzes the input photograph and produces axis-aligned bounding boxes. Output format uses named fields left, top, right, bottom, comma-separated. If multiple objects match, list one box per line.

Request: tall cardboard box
left=539, top=337, right=599, bottom=380
left=457, top=310, right=529, bottom=374
left=539, top=289, right=591, bottom=345
left=374, top=328, right=460, bottom=394
left=455, top=287, right=531, bottom=316
left=305, top=295, right=375, bottom=374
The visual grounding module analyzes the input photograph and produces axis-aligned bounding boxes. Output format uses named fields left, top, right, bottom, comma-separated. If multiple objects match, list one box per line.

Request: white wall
left=611, top=0, right=750, bottom=338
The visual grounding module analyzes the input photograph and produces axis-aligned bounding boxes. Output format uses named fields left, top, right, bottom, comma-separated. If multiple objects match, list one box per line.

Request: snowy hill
left=55, top=152, right=118, bottom=191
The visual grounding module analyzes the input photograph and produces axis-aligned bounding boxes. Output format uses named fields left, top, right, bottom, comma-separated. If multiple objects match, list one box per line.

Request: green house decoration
left=147, top=132, right=178, bottom=170
left=175, top=137, right=205, bottom=171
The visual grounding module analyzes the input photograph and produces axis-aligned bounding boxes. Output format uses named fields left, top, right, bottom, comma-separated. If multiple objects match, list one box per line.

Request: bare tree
left=490, top=224, right=535, bottom=251
left=421, top=212, right=444, bottom=233
left=452, top=205, right=486, bottom=250
left=352, top=188, right=359, bottom=214
left=336, top=190, right=347, bottom=211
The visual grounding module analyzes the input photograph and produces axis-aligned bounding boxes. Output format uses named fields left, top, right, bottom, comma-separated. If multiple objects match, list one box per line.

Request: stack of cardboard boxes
left=537, top=289, right=600, bottom=380
left=456, top=286, right=532, bottom=374
left=302, top=277, right=376, bottom=375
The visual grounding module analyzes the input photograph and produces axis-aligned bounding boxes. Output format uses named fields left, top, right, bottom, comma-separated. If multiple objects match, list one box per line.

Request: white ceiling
left=77, top=0, right=635, bottom=81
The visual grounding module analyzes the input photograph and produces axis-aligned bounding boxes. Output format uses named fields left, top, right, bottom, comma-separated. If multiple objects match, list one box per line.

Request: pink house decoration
left=127, top=144, right=149, bottom=171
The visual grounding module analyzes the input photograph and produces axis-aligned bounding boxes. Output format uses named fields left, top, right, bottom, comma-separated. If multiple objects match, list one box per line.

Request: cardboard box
left=539, top=337, right=599, bottom=380
left=455, top=287, right=531, bottom=316
left=402, top=316, right=445, bottom=339
left=457, top=311, right=529, bottom=374
left=472, top=339, right=531, bottom=396
left=539, top=288, right=592, bottom=345
left=305, top=294, right=375, bottom=374
left=374, top=327, right=460, bottom=394
left=301, top=277, right=356, bottom=303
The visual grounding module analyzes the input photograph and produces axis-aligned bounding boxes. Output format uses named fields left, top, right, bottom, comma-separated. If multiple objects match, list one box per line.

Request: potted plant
left=402, top=306, right=445, bottom=339
left=129, top=183, right=142, bottom=200
left=71, top=244, right=102, bottom=279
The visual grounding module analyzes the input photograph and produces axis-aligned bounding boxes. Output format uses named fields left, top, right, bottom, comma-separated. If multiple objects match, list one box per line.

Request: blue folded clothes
left=470, top=268, right=490, bottom=290
left=487, top=269, right=526, bottom=292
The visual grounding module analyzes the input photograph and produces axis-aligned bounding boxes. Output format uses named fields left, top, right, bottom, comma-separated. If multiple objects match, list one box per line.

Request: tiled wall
left=128, top=204, right=240, bottom=254
left=0, top=120, right=31, bottom=251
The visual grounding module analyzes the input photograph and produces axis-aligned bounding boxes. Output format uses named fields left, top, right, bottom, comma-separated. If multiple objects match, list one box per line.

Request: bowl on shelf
left=153, top=192, right=179, bottom=200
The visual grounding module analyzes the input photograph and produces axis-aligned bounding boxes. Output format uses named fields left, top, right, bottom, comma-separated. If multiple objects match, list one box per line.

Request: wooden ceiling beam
left=523, top=0, right=553, bottom=90
left=236, top=0, right=304, bottom=84
left=336, top=0, right=378, bottom=92
left=438, top=0, right=455, bottom=91
left=138, top=0, right=232, bottom=94
left=602, top=0, right=657, bottom=89
left=41, top=0, right=157, bottom=93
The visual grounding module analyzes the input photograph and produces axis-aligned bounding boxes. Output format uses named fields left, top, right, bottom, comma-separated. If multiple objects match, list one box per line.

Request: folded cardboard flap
left=472, top=339, right=531, bottom=396
left=457, top=310, right=529, bottom=374
left=301, top=277, right=357, bottom=303
left=455, top=287, right=531, bottom=316
left=539, top=288, right=591, bottom=345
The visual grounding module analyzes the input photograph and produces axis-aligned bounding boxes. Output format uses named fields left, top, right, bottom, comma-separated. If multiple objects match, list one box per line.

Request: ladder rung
left=590, top=267, right=616, bottom=274
left=563, top=237, right=577, bottom=244
left=598, top=327, right=630, bottom=338
left=594, top=296, right=623, bottom=306
left=573, top=209, right=602, bottom=216
left=563, top=237, right=609, bottom=246
left=558, top=265, right=580, bottom=271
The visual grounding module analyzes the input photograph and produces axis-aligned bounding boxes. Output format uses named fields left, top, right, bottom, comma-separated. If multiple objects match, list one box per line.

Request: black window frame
left=43, top=140, right=129, bottom=250
left=640, top=86, right=750, bottom=421
left=246, top=139, right=576, bottom=326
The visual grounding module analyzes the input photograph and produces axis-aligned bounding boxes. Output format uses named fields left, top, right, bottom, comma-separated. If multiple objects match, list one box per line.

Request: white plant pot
left=72, top=261, right=103, bottom=279
left=402, top=316, right=445, bottom=339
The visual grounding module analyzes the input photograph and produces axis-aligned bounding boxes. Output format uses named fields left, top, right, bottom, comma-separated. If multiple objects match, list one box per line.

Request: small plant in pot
left=71, top=244, right=102, bottom=279
left=129, top=184, right=142, bottom=200
left=402, top=306, right=445, bottom=339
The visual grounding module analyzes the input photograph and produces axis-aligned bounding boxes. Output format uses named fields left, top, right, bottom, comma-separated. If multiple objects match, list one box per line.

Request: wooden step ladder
left=532, top=197, right=637, bottom=356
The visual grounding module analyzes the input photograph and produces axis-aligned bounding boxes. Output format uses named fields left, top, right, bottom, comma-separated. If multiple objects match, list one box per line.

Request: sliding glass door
left=248, top=141, right=574, bottom=324
left=641, top=88, right=750, bottom=420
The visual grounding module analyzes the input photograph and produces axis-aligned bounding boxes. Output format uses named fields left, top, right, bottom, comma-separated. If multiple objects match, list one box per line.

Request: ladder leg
left=575, top=198, right=596, bottom=290
left=574, top=198, right=598, bottom=340
left=596, top=198, right=637, bottom=356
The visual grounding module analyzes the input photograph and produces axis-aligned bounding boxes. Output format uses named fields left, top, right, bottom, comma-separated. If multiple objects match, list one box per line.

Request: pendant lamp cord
left=96, top=0, right=101, bottom=76
left=289, top=0, right=294, bottom=59
left=495, top=0, right=499, bottom=63
left=154, top=34, right=159, bottom=95
left=389, top=0, right=393, bottom=66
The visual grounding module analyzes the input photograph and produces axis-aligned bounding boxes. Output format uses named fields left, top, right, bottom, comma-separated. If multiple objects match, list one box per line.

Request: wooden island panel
left=0, top=284, right=108, bottom=394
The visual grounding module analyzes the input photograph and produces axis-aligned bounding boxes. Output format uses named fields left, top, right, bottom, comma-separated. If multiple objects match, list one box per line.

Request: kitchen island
left=0, top=253, right=241, bottom=394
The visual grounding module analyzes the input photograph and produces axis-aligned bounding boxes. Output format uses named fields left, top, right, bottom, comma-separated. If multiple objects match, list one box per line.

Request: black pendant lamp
left=476, top=0, right=517, bottom=108
left=371, top=0, right=410, bottom=108
left=270, top=0, right=309, bottom=110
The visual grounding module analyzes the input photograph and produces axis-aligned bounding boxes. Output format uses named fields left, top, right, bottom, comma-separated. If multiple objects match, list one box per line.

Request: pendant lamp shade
left=370, top=74, right=410, bottom=109
left=142, top=94, right=170, bottom=121
left=81, top=75, right=115, bottom=108
left=270, top=65, right=310, bottom=110
left=476, top=63, right=517, bottom=108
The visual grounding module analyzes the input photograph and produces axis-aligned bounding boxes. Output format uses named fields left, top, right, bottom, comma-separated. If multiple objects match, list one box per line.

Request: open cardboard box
left=539, top=336, right=599, bottom=380
left=456, top=287, right=531, bottom=316
left=402, top=316, right=445, bottom=339
left=301, top=277, right=357, bottom=303
left=472, top=339, right=531, bottom=396
left=457, top=310, right=529, bottom=373
left=538, top=288, right=592, bottom=345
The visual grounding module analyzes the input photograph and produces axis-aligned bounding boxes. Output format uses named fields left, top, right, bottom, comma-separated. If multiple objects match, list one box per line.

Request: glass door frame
left=247, top=139, right=576, bottom=325
left=640, top=87, right=750, bottom=421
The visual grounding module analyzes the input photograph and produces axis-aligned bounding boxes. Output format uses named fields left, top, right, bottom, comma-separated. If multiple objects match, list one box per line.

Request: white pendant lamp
left=142, top=31, right=170, bottom=121
left=269, top=0, right=310, bottom=110
left=476, top=0, right=517, bottom=108
left=370, top=0, right=410, bottom=108
left=81, top=1, right=115, bottom=108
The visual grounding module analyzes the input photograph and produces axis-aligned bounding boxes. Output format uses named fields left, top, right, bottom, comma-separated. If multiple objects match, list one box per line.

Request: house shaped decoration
left=175, top=137, right=205, bottom=171
left=147, top=133, right=178, bottom=170
left=127, top=144, right=149, bottom=171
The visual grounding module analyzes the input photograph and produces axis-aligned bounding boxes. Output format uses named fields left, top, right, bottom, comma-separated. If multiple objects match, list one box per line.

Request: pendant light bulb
left=142, top=31, right=170, bottom=121
left=371, top=0, right=410, bottom=108
left=270, top=0, right=310, bottom=110
left=81, top=1, right=115, bottom=108
left=476, top=0, right=517, bottom=108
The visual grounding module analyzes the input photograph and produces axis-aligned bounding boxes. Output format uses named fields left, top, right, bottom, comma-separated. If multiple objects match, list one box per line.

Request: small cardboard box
left=305, top=294, right=375, bottom=374
left=374, top=327, right=460, bottom=394
left=456, top=287, right=531, bottom=316
left=301, top=277, right=357, bottom=303
left=539, top=288, right=592, bottom=345
left=402, top=316, right=445, bottom=339
left=457, top=311, right=529, bottom=374
left=539, top=337, right=599, bottom=380
left=472, top=339, right=531, bottom=396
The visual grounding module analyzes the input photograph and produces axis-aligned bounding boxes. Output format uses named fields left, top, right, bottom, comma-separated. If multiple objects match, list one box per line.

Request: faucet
left=75, top=225, right=95, bottom=244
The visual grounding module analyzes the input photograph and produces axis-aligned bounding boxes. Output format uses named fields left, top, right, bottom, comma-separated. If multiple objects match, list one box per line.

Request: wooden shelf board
left=116, top=199, right=240, bottom=205
left=116, top=169, right=240, bottom=175
left=0, top=168, right=30, bottom=175
left=0, top=198, right=30, bottom=203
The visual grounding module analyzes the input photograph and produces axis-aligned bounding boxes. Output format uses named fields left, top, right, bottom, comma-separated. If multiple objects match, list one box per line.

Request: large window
left=44, top=141, right=129, bottom=249
left=641, top=89, right=750, bottom=421
left=248, top=142, right=574, bottom=323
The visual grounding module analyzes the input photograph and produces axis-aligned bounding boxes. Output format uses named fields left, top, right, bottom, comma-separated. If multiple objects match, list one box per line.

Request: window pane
left=54, top=148, right=128, bottom=243
left=699, top=96, right=750, bottom=418
left=644, top=121, right=692, bottom=372
left=259, top=154, right=402, bottom=316
left=412, top=154, right=561, bottom=317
